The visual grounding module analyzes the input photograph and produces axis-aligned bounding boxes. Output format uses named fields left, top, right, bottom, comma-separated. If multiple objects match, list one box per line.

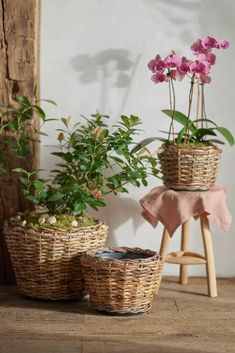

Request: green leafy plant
left=14, top=112, right=159, bottom=219
left=0, top=95, right=55, bottom=173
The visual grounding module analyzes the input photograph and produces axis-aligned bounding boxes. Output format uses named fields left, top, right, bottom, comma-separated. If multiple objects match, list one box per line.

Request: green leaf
left=38, top=191, right=47, bottom=202
left=48, top=193, right=65, bottom=202
left=162, top=110, right=197, bottom=133
left=131, top=137, right=158, bottom=153
left=17, top=96, right=31, bottom=107
left=177, top=127, right=187, bottom=144
left=189, top=128, right=216, bottom=141
left=36, top=131, right=48, bottom=137
left=7, top=120, right=18, bottom=132
left=36, top=99, right=57, bottom=106
left=142, top=179, right=148, bottom=186
left=207, top=139, right=225, bottom=145
left=44, top=118, right=58, bottom=122
left=33, top=105, right=46, bottom=120
left=13, top=168, right=28, bottom=174
left=130, top=115, right=141, bottom=126
left=214, top=127, right=234, bottom=146
left=121, top=115, right=130, bottom=128
left=192, top=118, right=218, bottom=127
left=92, top=199, right=106, bottom=207
left=111, top=156, right=125, bottom=165
left=117, top=187, right=128, bottom=193
left=33, top=179, right=44, bottom=189
left=24, top=195, right=38, bottom=204
left=19, top=177, right=30, bottom=186
left=72, top=201, right=87, bottom=213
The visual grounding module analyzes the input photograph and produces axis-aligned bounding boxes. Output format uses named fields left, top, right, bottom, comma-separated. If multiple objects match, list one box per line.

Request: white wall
left=41, top=0, right=235, bottom=276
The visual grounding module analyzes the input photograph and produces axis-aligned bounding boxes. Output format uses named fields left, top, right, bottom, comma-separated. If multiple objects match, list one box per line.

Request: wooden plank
left=0, top=0, right=40, bottom=284
left=0, top=278, right=235, bottom=352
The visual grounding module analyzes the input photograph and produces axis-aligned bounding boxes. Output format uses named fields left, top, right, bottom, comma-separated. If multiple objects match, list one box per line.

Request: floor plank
left=0, top=277, right=234, bottom=353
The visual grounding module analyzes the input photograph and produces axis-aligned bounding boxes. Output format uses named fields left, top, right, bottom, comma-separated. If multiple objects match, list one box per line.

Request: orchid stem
left=167, top=73, right=175, bottom=143
left=186, top=75, right=195, bottom=143
left=196, top=80, right=200, bottom=128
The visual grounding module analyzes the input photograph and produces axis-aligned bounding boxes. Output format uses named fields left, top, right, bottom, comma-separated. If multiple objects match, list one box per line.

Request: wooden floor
left=0, top=277, right=235, bottom=353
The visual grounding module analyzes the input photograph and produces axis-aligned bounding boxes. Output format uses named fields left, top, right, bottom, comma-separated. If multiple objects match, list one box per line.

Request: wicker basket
left=81, top=247, right=164, bottom=314
left=4, top=219, right=108, bottom=300
left=158, top=144, right=222, bottom=191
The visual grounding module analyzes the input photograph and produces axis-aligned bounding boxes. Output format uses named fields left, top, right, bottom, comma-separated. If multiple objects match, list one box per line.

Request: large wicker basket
left=81, top=247, right=164, bottom=314
left=158, top=143, right=222, bottom=191
left=4, top=219, right=108, bottom=300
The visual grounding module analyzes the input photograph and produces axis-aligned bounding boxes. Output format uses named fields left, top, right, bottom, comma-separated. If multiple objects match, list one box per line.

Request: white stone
left=38, top=217, right=46, bottom=225
left=71, top=220, right=78, bottom=227
left=47, top=216, right=57, bottom=225
left=21, top=220, right=27, bottom=226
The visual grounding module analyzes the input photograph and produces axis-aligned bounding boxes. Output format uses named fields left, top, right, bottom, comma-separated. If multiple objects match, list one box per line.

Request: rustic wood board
left=0, top=0, right=40, bottom=284
left=0, top=277, right=234, bottom=353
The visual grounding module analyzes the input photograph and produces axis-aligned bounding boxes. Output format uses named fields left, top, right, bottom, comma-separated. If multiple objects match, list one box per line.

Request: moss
left=171, top=141, right=212, bottom=149
left=16, top=211, right=97, bottom=229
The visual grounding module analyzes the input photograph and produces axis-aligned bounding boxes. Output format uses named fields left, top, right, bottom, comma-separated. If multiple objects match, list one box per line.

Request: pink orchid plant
left=144, top=36, right=234, bottom=147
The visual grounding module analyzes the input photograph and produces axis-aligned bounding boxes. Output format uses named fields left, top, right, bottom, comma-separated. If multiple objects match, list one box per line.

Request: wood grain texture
left=200, top=214, right=218, bottom=297
left=0, top=0, right=40, bottom=284
left=179, top=220, right=190, bottom=284
left=0, top=277, right=234, bottom=353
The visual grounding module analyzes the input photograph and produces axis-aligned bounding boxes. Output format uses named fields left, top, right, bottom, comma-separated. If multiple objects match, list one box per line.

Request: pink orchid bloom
left=170, top=69, right=185, bottom=81
left=191, top=39, right=208, bottom=55
left=200, top=75, right=211, bottom=84
left=218, top=39, right=229, bottom=49
left=197, top=53, right=216, bottom=65
left=147, top=55, right=166, bottom=72
left=151, top=71, right=168, bottom=83
left=147, top=59, right=156, bottom=72
left=164, top=50, right=181, bottom=68
left=202, top=60, right=211, bottom=74
left=189, top=60, right=207, bottom=77
left=154, top=59, right=166, bottom=72
left=201, top=36, right=218, bottom=49
left=178, top=56, right=192, bottom=73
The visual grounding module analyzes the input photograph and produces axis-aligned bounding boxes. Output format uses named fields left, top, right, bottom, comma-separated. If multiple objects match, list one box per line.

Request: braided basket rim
left=82, top=246, right=163, bottom=264
left=157, top=142, right=222, bottom=154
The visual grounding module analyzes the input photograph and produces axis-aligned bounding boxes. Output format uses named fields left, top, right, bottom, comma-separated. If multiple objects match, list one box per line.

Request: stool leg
left=200, top=213, right=217, bottom=298
left=159, top=227, right=170, bottom=258
left=157, top=227, right=170, bottom=294
left=179, top=220, right=190, bottom=284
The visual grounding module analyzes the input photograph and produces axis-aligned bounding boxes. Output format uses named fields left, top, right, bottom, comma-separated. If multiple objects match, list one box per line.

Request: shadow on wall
left=143, top=0, right=199, bottom=45
left=70, top=48, right=141, bottom=115
left=92, top=193, right=145, bottom=247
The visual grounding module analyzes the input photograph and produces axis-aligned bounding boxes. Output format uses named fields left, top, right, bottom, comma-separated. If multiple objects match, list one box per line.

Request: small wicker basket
left=4, top=219, right=108, bottom=300
left=81, top=247, right=164, bottom=314
left=158, top=143, right=222, bottom=191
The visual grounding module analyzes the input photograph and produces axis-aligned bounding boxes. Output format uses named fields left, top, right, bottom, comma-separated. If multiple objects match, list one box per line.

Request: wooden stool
left=159, top=213, right=217, bottom=297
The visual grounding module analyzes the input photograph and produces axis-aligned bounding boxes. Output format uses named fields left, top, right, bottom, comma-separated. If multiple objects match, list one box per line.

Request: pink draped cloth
left=140, top=185, right=232, bottom=236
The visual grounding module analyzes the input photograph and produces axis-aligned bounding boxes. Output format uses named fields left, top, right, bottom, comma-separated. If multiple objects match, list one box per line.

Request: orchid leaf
left=192, top=118, right=218, bottom=127
left=214, top=127, right=234, bottom=146
left=207, top=139, right=225, bottom=145
left=131, top=137, right=158, bottom=153
left=189, top=128, right=216, bottom=141
left=162, top=110, right=196, bottom=132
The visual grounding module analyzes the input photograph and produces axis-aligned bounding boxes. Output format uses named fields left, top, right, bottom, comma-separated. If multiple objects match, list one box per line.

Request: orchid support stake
left=185, top=74, right=195, bottom=142
left=196, top=80, right=200, bottom=128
